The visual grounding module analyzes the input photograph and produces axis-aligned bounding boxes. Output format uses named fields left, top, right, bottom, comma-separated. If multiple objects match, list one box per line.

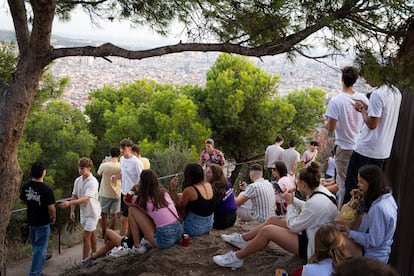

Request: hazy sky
left=0, top=4, right=182, bottom=47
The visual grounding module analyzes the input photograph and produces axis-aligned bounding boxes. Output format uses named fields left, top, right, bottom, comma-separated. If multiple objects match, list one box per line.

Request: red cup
left=182, top=234, right=190, bottom=247
left=124, top=191, right=134, bottom=202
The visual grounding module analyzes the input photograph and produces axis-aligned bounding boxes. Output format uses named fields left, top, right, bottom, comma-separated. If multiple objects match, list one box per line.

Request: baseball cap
left=205, top=138, right=214, bottom=145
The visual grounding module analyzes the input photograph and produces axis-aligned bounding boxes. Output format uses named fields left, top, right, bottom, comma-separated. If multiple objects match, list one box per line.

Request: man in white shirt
left=264, top=136, right=284, bottom=179
left=325, top=66, right=369, bottom=208
left=343, top=79, right=401, bottom=204
left=235, top=164, right=275, bottom=223
left=113, top=139, right=143, bottom=236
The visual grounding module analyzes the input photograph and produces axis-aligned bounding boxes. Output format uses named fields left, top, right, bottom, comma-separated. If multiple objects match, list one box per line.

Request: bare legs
left=82, top=230, right=97, bottom=259
left=242, top=216, right=288, bottom=241
left=235, top=216, right=298, bottom=260
left=120, top=215, right=128, bottom=236
left=100, top=212, right=118, bottom=234
left=92, top=229, right=123, bottom=259
left=128, top=207, right=156, bottom=248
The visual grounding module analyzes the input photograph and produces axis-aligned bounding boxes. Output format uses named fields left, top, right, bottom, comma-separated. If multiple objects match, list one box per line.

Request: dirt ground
left=7, top=221, right=305, bottom=276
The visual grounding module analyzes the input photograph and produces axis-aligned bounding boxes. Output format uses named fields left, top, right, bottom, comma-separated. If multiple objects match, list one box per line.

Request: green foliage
left=0, top=41, right=18, bottom=83
left=284, top=88, right=326, bottom=144
left=85, top=79, right=210, bottom=166
left=198, top=53, right=295, bottom=162
left=21, top=101, right=96, bottom=196
left=31, top=68, right=68, bottom=113
left=150, top=142, right=198, bottom=188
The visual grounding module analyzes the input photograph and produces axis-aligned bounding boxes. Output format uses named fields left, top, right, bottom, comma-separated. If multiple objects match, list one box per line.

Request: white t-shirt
left=354, top=85, right=402, bottom=159
left=265, top=144, right=284, bottom=168
left=302, top=258, right=334, bottom=276
left=281, top=148, right=300, bottom=174
left=72, top=174, right=101, bottom=219
left=120, top=155, right=143, bottom=195
left=325, top=92, right=369, bottom=150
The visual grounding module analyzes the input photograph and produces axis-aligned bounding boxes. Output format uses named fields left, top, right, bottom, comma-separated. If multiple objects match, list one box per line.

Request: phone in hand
left=272, top=181, right=283, bottom=193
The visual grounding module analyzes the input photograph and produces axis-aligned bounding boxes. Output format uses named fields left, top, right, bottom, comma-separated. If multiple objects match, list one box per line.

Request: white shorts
left=80, top=216, right=99, bottom=232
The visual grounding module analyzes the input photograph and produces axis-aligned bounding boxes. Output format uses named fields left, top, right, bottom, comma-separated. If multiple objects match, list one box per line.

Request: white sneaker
left=213, top=251, right=244, bottom=268
left=132, top=245, right=147, bottom=254
left=221, top=233, right=247, bottom=249
left=109, top=246, right=131, bottom=257
left=140, top=237, right=152, bottom=249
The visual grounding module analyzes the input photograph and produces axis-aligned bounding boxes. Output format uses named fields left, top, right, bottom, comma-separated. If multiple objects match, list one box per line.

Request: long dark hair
left=358, top=164, right=389, bottom=212
left=209, top=164, right=227, bottom=201
left=273, top=161, right=288, bottom=178
left=298, top=161, right=320, bottom=189
left=137, top=170, right=168, bottom=211
left=182, top=163, right=204, bottom=190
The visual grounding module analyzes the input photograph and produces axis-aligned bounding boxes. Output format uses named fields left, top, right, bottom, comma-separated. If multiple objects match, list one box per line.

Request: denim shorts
left=183, top=211, right=213, bottom=237
left=154, top=220, right=183, bottom=249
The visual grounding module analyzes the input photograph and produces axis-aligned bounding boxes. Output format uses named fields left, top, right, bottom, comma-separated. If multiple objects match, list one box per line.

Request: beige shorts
left=80, top=216, right=99, bottom=232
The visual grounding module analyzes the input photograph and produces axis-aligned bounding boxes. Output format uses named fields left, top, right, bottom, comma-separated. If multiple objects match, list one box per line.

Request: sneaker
left=132, top=245, right=147, bottom=254
left=221, top=233, right=247, bottom=249
left=80, top=255, right=94, bottom=264
left=140, top=237, right=152, bottom=249
left=108, top=246, right=131, bottom=257
left=213, top=251, right=244, bottom=268
left=45, top=253, right=52, bottom=261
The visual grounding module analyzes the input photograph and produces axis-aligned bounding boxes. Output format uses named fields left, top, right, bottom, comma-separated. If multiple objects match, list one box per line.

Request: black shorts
left=298, top=231, right=308, bottom=259
left=121, top=194, right=129, bottom=217
left=121, top=236, right=134, bottom=249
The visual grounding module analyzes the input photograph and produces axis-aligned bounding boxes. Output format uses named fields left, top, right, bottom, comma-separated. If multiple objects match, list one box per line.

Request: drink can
left=182, top=234, right=190, bottom=247
left=125, top=191, right=134, bottom=202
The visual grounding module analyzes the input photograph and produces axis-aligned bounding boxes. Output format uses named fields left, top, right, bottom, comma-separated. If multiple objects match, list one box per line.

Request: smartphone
left=272, top=181, right=283, bottom=193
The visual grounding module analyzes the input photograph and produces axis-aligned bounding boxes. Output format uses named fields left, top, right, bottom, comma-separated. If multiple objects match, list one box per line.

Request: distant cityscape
left=2, top=30, right=371, bottom=110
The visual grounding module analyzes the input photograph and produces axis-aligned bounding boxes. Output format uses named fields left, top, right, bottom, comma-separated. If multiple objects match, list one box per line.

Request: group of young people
left=20, top=63, right=401, bottom=274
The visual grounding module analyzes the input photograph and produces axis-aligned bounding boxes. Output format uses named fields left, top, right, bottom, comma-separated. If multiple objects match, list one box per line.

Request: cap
left=205, top=138, right=214, bottom=145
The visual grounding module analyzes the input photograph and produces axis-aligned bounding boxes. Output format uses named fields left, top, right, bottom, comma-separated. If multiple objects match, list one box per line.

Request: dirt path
left=6, top=240, right=104, bottom=276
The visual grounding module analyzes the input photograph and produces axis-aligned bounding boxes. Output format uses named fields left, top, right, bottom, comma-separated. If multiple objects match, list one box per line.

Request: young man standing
left=301, top=141, right=319, bottom=168
left=20, top=161, right=56, bottom=276
left=97, top=147, right=122, bottom=236
left=264, top=136, right=284, bottom=178
left=343, top=77, right=402, bottom=204
left=199, top=138, right=226, bottom=169
left=325, top=66, right=369, bottom=208
left=132, top=143, right=151, bottom=170
left=113, top=139, right=143, bottom=236
left=60, top=157, right=101, bottom=263
left=280, top=140, right=301, bottom=176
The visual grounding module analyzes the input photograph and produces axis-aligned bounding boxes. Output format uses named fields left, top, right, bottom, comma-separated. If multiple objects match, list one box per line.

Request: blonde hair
left=309, top=224, right=349, bottom=265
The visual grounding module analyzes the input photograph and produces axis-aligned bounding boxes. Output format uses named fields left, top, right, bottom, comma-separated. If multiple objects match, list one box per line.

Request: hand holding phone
left=273, top=182, right=283, bottom=193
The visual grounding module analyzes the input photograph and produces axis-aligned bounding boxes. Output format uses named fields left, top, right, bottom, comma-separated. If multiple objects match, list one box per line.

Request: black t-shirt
left=20, top=180, right=56, bottom=226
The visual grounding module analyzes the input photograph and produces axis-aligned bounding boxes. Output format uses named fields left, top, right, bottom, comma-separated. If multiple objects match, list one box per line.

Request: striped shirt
left=243, top=178, right=276, bottom=222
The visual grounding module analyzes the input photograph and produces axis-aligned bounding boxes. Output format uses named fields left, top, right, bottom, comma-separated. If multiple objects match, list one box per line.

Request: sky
left=0, top=4, right=182, bottom=47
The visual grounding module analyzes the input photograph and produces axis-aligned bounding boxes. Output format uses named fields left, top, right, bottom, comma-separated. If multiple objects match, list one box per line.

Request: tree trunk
left=1, top=1, right=55, bottom=273
left=386, top=91, right=414, bottom=275
left=0, top=82, right=32, bottom=274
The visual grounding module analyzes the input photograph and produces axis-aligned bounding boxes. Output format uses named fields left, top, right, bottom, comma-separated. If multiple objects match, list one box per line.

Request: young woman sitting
left=205, top=164, right=237, bottom=229
left=337, top=164, right=397, bottom=263
left=213, top=162, right=338, bottom=268
left=126, top=169, right=183, bottom=252
left=170, top=163, right=216, bottom=236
